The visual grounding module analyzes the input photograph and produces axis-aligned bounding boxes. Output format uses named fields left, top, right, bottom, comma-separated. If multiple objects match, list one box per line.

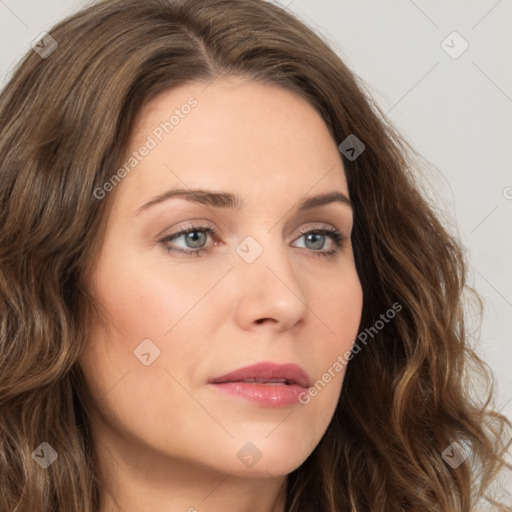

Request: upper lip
left=209, top=362, right=312, bottom=388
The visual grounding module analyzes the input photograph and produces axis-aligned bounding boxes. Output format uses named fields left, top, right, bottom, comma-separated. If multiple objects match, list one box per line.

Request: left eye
left=169, top=227, right=211, bottom=251
left=160, top=223, right=346, bottom=258
left=159, top=224, right=216, bottom=256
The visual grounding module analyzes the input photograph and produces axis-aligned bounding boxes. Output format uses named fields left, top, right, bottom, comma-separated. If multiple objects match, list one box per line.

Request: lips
left=208, top=362, right=312, bottom=408
left=209, top=362, right=312, bottom=388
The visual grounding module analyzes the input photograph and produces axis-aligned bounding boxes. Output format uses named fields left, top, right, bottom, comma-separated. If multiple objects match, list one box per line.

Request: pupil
left=187, top=231, right=205, bottom=248
left=307, top=233, right=324, bottom=250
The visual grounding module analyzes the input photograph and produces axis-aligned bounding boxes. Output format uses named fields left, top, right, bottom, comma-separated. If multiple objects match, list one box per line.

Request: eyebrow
left=134, top=188, right=352, bottom=216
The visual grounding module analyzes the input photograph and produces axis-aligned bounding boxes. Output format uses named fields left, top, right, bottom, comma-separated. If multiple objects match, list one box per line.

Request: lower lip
left=208, top=382, right=307, bottom=408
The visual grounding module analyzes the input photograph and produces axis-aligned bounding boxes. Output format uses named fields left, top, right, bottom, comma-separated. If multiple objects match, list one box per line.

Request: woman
left=0, top=0, right=509, bottom=510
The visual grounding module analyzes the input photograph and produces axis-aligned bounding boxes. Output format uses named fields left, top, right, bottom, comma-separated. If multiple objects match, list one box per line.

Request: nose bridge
left=235, top=224, right=290, bottom=276
left=232, top=227, right=308, bottom=328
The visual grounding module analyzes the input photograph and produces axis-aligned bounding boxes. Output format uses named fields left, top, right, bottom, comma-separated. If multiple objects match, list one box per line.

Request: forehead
left=115, top=77, right=348, bottom=213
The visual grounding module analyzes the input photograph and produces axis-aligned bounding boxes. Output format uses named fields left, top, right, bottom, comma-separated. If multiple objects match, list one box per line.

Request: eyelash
left=159, top=223, right=347, bottom=260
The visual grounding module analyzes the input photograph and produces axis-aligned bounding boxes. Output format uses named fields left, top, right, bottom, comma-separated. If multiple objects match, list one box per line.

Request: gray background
left=1, top=1, right=510, bottom=426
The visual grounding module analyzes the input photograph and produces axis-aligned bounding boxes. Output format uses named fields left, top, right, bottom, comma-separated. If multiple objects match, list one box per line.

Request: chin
left=214, top=435, right=316, bottom=477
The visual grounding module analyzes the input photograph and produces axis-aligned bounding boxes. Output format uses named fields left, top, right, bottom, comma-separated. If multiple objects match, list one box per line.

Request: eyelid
left=161, top=219, right=344, bottom=238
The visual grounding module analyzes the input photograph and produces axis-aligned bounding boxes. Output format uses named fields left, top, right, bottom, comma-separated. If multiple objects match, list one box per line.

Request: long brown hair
left=0, top=0, right=510, bottom=510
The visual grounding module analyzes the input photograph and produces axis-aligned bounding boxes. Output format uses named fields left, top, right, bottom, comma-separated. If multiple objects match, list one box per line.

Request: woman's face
left=79, top=77, right=363, bottom=480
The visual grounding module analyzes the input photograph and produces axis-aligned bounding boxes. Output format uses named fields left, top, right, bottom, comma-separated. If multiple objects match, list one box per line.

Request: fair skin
left=78, top=76, right=363, bottom=512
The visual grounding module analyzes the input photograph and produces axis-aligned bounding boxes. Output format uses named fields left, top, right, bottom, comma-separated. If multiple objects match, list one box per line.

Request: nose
left=232, top=233, right=308, bottom=333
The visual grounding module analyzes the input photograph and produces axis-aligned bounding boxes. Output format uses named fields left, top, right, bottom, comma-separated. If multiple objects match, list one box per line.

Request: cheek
left=292, top=268, right=363, bottom=420
left=314, top=267, right=363, bottom=353
left=86, top=240, right=222, bottom=343
left=77, top=254, right=216, bottom=459
left=78, top=241, right=229, bottom=402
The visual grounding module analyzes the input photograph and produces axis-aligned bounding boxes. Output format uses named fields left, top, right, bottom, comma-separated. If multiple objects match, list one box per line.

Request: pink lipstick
left=208, top=361, right=311, bottom=408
